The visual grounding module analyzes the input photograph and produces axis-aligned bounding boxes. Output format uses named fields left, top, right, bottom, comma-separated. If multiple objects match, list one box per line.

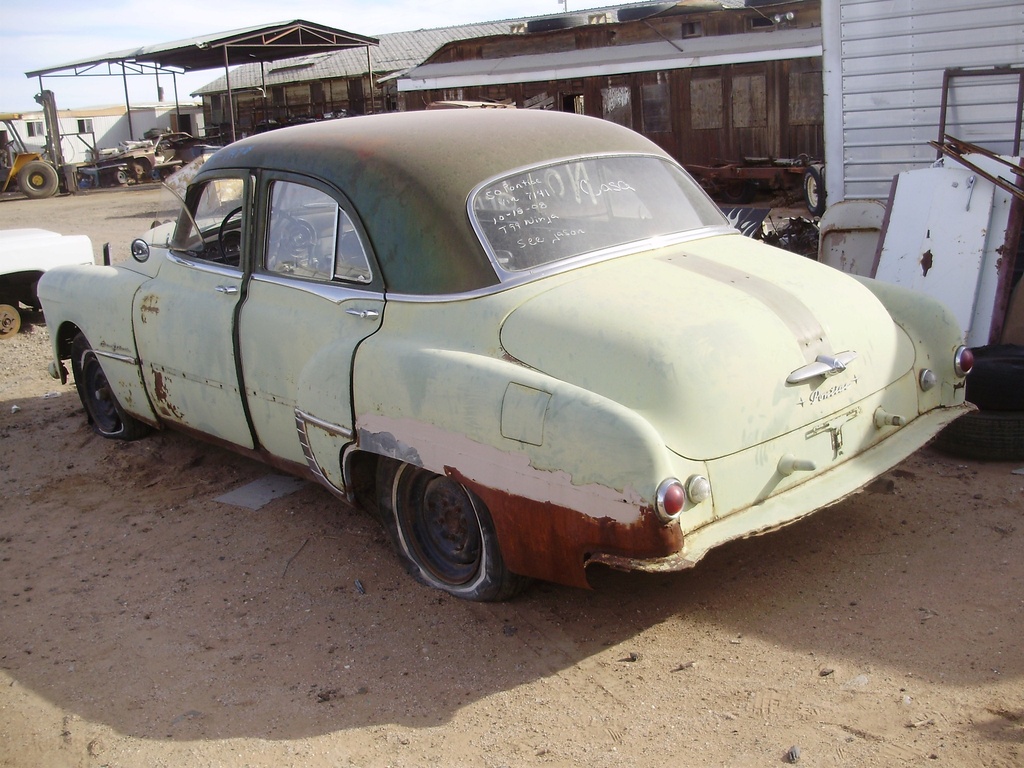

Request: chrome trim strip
left=251, top=272, right=384, bottom=304
left=295, top=408, right=354, bottom=440
left=166, top=250, right=243, bottom=278
left=386, top=226, right=736, bottom=304
left=94, top=349, right=140, bottom=365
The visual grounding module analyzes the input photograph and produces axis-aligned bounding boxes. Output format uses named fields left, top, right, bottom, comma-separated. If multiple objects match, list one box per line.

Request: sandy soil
left=0, top=186, right=1021, bottom=768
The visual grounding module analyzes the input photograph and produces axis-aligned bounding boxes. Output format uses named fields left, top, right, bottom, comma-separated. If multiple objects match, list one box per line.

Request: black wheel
left=375, top=459, right=528, bottom=601
left=17, top=160, right=59, bottom=199
left=935, top=410, right=1024, bottom=461
left=964, top=345, right=1024, bottom=411
left=803, top=165, right=826, bottom=217
left=70, top=333, right=150, bottom=440
left=129, top=158, right=152, bottom=183
left=720, top=180, right=755, bottom=204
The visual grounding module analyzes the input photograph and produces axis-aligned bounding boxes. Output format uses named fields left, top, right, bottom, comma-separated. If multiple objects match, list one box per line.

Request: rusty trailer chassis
left=686, top=155, right=825, bottom=215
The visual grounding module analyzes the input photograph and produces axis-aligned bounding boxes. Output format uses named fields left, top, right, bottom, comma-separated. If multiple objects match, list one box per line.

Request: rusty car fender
left=350, top=337, right=701, bottom=585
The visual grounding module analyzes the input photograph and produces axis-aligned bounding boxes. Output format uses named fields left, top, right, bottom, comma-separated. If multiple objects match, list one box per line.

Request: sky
left=1, top=0, right=586, bottom=112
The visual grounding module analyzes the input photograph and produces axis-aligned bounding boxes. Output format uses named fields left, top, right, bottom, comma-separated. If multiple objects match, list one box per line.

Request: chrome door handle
left=215, top=285, right=239, bottom=295
left=345, top=308, right=380, bottom=319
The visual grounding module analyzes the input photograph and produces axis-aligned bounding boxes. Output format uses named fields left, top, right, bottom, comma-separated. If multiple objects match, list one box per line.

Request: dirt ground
left=0, top=186, right=1021, bottom=768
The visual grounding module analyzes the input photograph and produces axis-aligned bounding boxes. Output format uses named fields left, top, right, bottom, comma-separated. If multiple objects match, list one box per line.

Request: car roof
left=200, top=110, right=666, bottom=295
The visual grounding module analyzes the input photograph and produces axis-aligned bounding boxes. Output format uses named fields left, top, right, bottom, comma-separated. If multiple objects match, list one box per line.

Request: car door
left=237, top=175, right=384, bottom=486
left=133, top=173, right=255, bottom=449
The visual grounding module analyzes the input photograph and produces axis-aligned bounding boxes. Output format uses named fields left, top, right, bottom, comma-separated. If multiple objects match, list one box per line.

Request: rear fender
left=854, top=276, right=968, bottom=409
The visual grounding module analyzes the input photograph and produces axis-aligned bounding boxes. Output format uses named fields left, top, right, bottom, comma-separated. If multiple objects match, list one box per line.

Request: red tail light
left=954, top=346, right=974, bottom=377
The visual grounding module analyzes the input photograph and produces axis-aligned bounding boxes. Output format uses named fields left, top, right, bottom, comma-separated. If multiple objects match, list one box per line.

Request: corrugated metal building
left=822, top=0, right=1024, bottom=203
left=193, top=22, right=513, bottom=136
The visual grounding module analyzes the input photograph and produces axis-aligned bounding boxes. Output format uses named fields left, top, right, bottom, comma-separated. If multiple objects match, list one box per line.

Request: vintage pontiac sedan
left=39, top=110, right=973, bottom=600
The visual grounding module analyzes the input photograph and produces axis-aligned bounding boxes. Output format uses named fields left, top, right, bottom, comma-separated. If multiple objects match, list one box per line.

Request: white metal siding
left=824, top=0, right=1023, bottom=202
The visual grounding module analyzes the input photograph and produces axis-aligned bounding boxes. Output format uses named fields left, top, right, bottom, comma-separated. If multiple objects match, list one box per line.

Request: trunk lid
left=498, top=233, right=914, bottom=460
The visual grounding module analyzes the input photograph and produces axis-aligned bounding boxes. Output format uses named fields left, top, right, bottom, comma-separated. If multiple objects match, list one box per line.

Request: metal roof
left=192, top=22, right=512, bottom=95
left=25, top=20, right=378, bottom=78
left=400, top=26, right=823, bottom=91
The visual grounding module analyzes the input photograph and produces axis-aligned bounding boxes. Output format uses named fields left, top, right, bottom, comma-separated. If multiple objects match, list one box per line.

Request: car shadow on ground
left=1, top=389, right=1020, bottom=743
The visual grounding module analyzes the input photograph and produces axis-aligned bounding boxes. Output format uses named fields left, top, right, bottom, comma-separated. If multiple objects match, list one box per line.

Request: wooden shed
left=398, top=1, right=822, bottom=198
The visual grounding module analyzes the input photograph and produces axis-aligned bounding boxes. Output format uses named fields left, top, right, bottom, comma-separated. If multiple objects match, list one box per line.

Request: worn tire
left=964, top=345, right=1024, bottom=411
left=935, top=410, right=1024, bottom=461
left=70, top=332, right=151, bottom=440
left=17, top=160, right=59, bottom=199
left=375, top=458, right=529, bottom=601
left=803, top=164, right=826, bottom=217
left=720, top=180, right=756, bottom=204
left=0, top=303, right=21, bottom=339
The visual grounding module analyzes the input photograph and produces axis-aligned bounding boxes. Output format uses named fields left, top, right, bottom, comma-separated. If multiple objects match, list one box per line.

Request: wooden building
left=398, top=1, right=822, bottom=171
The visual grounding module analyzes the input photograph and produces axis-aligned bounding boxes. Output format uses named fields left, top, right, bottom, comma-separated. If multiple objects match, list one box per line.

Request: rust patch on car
left=139, top=294, right=160, bottom=323
left=448, top=468, right=683, bottom=589
left=152, top=370, right=184, bottom=420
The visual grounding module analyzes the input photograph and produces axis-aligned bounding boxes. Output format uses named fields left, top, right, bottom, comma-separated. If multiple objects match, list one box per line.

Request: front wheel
left=17, top=160, right=59, bottom=199
left=70, top=332, right=150, bottom=440
left=376, top=459, right=528, bottom=601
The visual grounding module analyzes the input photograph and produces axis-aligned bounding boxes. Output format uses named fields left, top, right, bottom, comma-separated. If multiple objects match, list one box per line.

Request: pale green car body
left=39, top=110, right=970, bottom=599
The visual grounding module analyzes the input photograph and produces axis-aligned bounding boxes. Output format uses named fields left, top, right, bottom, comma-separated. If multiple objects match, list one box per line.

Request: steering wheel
left=274, top=213, right=319, bottom=265
left=217, top=206, right=244, bottom=264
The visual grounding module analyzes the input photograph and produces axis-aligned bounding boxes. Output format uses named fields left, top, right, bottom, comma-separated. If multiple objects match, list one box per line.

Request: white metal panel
left=875, top=165, right=995, bottom=338
left=823, top=0, right=1024, bottom=203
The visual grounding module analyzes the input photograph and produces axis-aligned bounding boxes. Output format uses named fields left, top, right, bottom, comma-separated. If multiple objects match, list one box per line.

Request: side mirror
left=130, top=238, right=150, bottom=263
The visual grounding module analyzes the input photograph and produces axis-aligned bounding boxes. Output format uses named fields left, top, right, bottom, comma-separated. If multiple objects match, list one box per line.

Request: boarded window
left=602, top=86, right=632, bottom=128
left=789, top=71, right=823, bottom=126
left=690, top=78, right=722, bottom=130
left=271, top=86, right=286, bottom=106
left=732, top=75, right=766, bottom=128
left=210, top=94, right=223, bottom=123
left=642, top=81, right=671, bottom=133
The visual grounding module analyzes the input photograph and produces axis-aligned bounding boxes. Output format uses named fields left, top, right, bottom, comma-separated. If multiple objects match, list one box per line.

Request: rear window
left=470, top=155, right=726, bottom=274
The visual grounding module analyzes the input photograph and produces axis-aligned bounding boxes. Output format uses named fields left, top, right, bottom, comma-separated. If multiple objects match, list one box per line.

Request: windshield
left=470, top=155, right=727, bottom=274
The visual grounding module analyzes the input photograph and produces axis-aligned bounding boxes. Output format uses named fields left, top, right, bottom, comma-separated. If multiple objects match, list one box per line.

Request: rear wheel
left=0, top=303, right=21, bottom=339
left=70, top=332, right=150, bottom=440
left=17, top=160, right=59, bottom=199
left=376, top=459, right=528, bottom=601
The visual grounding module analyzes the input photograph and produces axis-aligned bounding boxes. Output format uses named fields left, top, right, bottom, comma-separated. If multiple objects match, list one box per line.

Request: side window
left=265, top=181, right=372, bottom=284
left=170, top=177, right=245, bottom=268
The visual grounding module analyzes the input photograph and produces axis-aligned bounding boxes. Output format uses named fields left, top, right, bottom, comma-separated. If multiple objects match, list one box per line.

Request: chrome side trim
left=252, top=272, right=384, bottom=304
left=295, top=408, right=354, bottom=440
left=386, top=226, right=736, bottom=305
left=166, top=251, right=243, bottom=278
left=294, top=409, right=352, bottom=499
left=94, top=349, right=140, bottom=366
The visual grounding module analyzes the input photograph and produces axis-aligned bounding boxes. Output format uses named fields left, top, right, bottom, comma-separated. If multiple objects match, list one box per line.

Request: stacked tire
left=936, top=344, right=1024, bottom=460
